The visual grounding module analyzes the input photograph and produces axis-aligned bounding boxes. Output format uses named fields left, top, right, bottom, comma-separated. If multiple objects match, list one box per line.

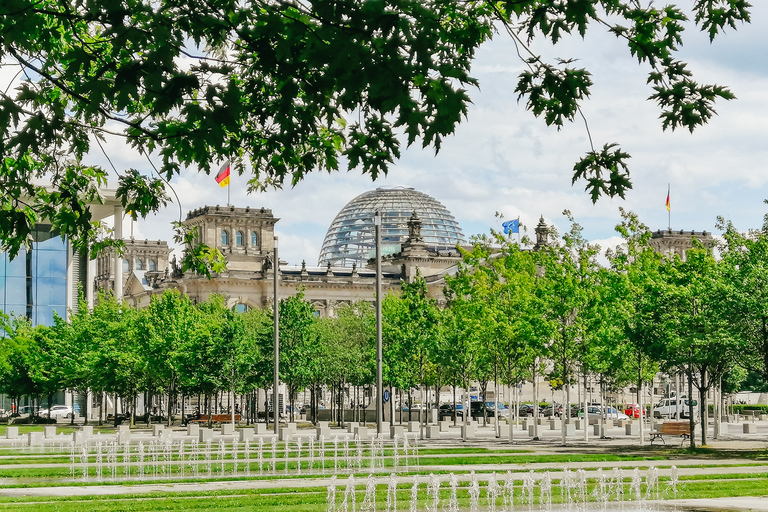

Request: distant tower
left=182, top=205, right=277, bottom=274
left=648, top=229, right=714, bottom=261
left=534, top=216, right=549, bottom=251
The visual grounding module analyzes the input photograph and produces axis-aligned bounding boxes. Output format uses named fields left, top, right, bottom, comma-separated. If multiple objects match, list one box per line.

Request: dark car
left=539, top=404, right=562, bottom=417
left=517, top=404, right=535, bottom=417
left=470, top=401, right=494, bottom=419
left=439, top=403, right=458, bottom=420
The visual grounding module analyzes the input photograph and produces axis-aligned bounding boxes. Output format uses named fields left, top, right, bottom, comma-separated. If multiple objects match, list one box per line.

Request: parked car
left=470, top=401, right=492, bottom=419
left=485, top=402, right=510, bottom=419
left=40, top=405, right=73, bottom=419
left=517, top=404, right=535, bottom=417
left=439, top=403, right=459, bottom=420
left=580, top=405, right=629, bottom=421
left=539, top=404, right=562, bottom=417
left=624, top=403, right=646, bottom=418
left=654, top=396, right=697, bottom=419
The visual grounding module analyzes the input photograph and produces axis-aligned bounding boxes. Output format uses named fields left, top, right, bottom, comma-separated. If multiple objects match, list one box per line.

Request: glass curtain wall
left=0, top=226, right=67, bottom=326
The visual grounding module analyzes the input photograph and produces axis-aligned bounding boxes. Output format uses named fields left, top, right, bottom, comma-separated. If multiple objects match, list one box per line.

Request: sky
left=94, top=5, right=768, bottom=266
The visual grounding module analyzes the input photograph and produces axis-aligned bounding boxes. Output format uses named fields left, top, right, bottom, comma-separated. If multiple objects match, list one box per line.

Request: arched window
left=136, top=259, right=144, bottom=270
left=234, top=303, right=248, bottom=313
left=122, top=259, right=130, bottom=272
left=221, top=230, right=229, bottom=245
left=236, top=231, right=243, bottom=246
left=148, top=259, right=156, bottom=271
left=251, top=232, right=258, bottom=246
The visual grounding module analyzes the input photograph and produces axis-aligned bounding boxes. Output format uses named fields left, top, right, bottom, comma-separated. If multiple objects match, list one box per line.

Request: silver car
left=40, top=405, right=73, bottom=419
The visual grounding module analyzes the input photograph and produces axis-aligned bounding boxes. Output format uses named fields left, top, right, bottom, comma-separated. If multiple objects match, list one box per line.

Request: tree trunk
left=688, top=365, right=695, bottom=449
left=699, top=367, right=708, bottom=446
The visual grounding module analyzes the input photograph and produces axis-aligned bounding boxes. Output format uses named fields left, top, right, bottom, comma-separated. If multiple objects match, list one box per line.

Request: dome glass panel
left=318, top=187, right=465, bottom=267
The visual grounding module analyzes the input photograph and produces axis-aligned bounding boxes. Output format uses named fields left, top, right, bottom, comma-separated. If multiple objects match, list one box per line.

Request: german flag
left=215, top=161, right=231, bottom=188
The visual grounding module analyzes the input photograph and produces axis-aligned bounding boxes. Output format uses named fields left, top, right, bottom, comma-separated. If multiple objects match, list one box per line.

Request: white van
left=654, top=396, right=697, bottom=419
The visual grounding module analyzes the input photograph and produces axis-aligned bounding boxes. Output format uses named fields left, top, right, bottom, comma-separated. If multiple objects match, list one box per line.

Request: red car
left=624, top=403, right=646, bottom=418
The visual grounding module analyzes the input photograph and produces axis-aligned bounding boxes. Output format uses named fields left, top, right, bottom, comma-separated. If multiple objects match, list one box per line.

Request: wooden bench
left=189, top=414, right=241, bottom=424
left=650, top=421, right=691, bottom=446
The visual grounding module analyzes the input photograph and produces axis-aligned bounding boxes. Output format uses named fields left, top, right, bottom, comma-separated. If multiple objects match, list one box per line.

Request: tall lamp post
left=273, top=241, right=280, bottom=435
left=375, top=211, right=383, bottom=435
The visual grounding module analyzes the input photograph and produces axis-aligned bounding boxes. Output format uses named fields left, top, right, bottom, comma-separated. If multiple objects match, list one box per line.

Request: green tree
left=137, top=289, right=202, bottom=426
left=0, top=1, right=749, bottom=255
left=279, top=290, right=317, bottom=423
left=717, top=217, right=768, bottom=388
left=647, top=245, right=737, bottom=447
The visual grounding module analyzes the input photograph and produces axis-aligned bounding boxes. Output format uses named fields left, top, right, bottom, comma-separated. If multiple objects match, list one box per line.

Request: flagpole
left=667, top=183, right=671, bottom=230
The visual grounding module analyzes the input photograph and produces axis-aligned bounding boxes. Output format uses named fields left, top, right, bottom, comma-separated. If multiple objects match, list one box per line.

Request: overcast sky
left=104, top=5, right=768, bottom=266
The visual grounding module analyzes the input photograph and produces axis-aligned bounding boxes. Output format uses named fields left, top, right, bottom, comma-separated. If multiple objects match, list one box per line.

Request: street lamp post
left=375, top=211, right=383, bottom=435
left=273, top=242, right=279, bottom=435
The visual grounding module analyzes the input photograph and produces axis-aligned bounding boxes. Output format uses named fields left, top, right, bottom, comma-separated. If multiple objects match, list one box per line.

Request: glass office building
left=0, top=226, right=73, bottom=326
left=318, top=187, right=465, bottom=267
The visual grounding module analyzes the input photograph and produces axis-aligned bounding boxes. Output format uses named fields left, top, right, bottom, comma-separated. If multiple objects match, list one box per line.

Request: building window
left=251, top=232, right=258, bottom=246
left=122, top=259, right=130, bottom=272
left=234, top=303, right=248, bottom=313
left=236, top=231, right=243, bottom=246
left=148, top=259, right=156, bottom=271
left=136, top=259, right=143, bottom=270
left=221, top=230, right=229, bottom=245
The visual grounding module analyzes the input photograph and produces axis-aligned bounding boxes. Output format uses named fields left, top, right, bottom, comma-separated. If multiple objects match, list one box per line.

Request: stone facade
left=648, top=228, right=714, bottom=261
left=120, top=207, right=461, bottom=314
left=96, top=238, right=172, bottom=293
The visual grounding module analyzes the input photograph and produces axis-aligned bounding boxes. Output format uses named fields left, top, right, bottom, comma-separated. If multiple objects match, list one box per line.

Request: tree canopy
left=0, top=0, right=751, bottom=257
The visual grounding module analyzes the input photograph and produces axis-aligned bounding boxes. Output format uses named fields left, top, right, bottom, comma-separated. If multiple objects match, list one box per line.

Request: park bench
left=650, top=421, right=691, bottom=446
left=188, top=414, right=241, bottom=425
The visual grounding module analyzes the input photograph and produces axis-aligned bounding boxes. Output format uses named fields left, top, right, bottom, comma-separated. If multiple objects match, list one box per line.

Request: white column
left=114, top=205, right=124, bottom=300
left=86, top=256, right=95, bottom=311
left=65, top=241, right=75, bottom=321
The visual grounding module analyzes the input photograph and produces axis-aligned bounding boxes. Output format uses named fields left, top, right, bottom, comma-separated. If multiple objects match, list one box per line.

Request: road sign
left=383, top=390, right=390, bottom=403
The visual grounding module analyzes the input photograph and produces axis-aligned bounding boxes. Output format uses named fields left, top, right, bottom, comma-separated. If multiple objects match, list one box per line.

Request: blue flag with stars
left=502, top=219, right=519, bottom=234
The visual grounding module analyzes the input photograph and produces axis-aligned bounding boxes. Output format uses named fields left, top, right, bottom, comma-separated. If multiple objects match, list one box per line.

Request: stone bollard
left=187, top=423, right=200, bottom=437
left=28, top=432, right=44, bottom=447
left=221, top=423, right=235, bottom=436
left=574, top=419, right=585, bottom=430
left=239, top=428, right=255, bottom=442
left=81, top=425, right=94, bottom=437
left=625, top=422, right=639, bottom=435
left=315, top=427, right=330, bottom=440
left=499, top=424, right=510, bottom=438
left=118, top=425, right=130, bottom=433
left=593, top=424, right=604, bottom=437
left=152, top=424, right=164, bottom=436
left=461, top=423, right=475, bottom=439
left=407, top=421, right=419, bottom=433
left=118, top=430, right=131, bottom=444
left=43, top=426, right=57, bottom=439
left=5, top=426, right=18, bottom=439
left=354, top=426, right=369, bottom=441
left=439, top=420, right=451, bottom=432
left=390, top=425, right=405, bottom=440
left=743, top=422, right=757, bottom=434
left=528, top=425, right=536, bottom=437
left=199, top=428, right=213, bottom=442
left=254, top=423, right=269, bottom=435
left=346, top=422, right=359, bottom=434
left=278, top=426, right=292, bottom=441
left=564, top=423, right=575, bottom=436
left=426, top=425, right=440, bottom=438
left=548, top=419, right=561, bottom=430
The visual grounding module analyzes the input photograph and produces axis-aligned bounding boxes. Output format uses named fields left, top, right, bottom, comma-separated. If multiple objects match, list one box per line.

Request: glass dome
left=318, top=187, right=465, bottom=267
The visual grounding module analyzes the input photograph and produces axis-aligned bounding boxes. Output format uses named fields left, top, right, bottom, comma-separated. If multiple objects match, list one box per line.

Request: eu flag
left=502, top=219, right=519, bottom=234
